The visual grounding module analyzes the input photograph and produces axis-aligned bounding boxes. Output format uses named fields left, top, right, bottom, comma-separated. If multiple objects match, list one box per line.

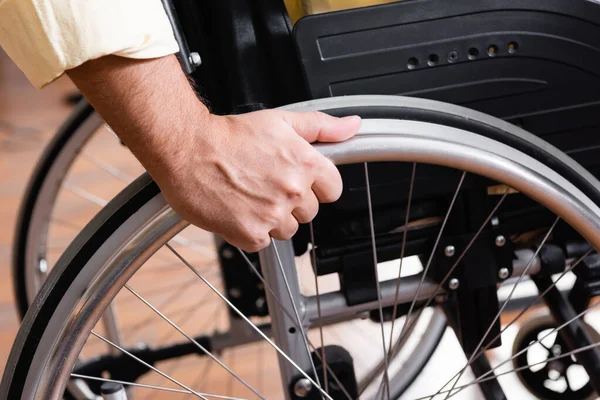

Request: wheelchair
left=5, top=0, right=600, bottom=398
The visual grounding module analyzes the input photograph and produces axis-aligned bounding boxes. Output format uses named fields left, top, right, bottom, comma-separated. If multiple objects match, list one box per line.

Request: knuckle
left=253, top=236, right=271, bottom=252
left=265, top=205, right=286, bottom=224
left=302, top=153, right=319, bottom=170
left=241, top=223, right=266, bottom=243
left=284, top=181, right=305, bottom=201
left=245, top=234, right=270, bottom=253
left=310, top=110, right=326, bottom=124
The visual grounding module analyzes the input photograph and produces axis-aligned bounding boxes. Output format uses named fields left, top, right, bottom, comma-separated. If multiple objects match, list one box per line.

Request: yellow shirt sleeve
left=0, top=0, right=180, bottom=88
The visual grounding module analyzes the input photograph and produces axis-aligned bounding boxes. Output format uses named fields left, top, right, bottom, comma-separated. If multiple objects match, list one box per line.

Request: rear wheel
left=12, top=97, right=449, bottom=399
left=5, top=96, right=600, bottom=400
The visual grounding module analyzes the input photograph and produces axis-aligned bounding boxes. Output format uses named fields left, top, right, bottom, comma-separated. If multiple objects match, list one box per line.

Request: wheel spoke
left=434, top=248, right=593, bottom=394
left=157, top=294, right=216, bottom=343
left=310, top=222, right=328, bottom=394
left=70, top=373, right=189, bottom=394
left=169, top=235, right=217, bottom=260
left=396, top=171, right=467, bottom=345
left=166, top=243, right=334, bottom=400
left=146, top=360, right=186, bottom=400
left=63, top=182, right=214, bottom=260
left=497, top=249, right=591, bottom=340
left=421, top=340, right=600, bottom=400
left=440, top=217, right=560, bottom=399
left=70, top=373, right=248, bottom=399
left=51, top=217, right=84, bottom=231
left=371, top=171, right=467, bottom=399
left=124, top=284, right=266, bottom=400
left=79, top=151, right=136, bottom=182
left=446, top=299, right=600, bottom=398
left=62, top=182, right=108, bottom=207
left=387, top=163, right=417, bottom=353
left=186, top=358, right=214, bottom=400
left=123, top=279, right=197, bottom=335
left=236, top=248, right=353, bottom=400
left=364, top=162, right=391, bottom=400
left=90, top=331, right=209, bottom=399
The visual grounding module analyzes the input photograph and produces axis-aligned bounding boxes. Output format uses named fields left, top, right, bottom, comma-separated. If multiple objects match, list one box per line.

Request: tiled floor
left=0, top=49, right=597, bottom=399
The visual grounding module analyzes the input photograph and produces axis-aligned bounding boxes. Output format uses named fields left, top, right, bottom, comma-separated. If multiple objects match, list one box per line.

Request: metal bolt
left=188, top=52, right=202, bottom=66
left=448, top=278, right=460, bottom=290
left=255, top=297, right=266, bottom=311
left=221, top=248, right=234, bottom=259
left=38, top=259, right=48, bottom=274
left=444, top=245, right=456, bottom=257
left=294, top=378, right=312, bottom=397
left=552, top=344, right=562, bottom=356
left=498, top=267, right=510, bottom=280
left=495, top=235, right=506, bottom=247
left=491, top=216, right=500, bottom=226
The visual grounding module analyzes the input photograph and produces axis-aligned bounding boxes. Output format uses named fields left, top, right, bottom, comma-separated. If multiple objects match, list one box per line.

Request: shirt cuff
left=0, top=0, right=180, bottom=88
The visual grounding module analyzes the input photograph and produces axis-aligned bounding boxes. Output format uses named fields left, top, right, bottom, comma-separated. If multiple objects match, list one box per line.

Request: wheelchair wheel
left=10, top=98, right=445, bottom=398
left=4, top=95, right=600, bottom=400
left=512, top=311, right=600, bottom=400
left=12, top=100, right=143, bottom=316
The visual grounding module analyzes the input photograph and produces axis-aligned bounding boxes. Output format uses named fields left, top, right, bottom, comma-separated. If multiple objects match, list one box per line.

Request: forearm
left=67, top=53, right=360, bottom=251
left=67, top=54, right=209, bottom=177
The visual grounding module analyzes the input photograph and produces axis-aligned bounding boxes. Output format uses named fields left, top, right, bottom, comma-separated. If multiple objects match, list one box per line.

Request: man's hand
left=159, top=110, right=360, bottom=251
left=68, top=55, right=360, bottom=251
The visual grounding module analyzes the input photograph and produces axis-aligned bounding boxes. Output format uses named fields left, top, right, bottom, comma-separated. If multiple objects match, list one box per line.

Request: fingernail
left=341, top=115, right=361, bottom=122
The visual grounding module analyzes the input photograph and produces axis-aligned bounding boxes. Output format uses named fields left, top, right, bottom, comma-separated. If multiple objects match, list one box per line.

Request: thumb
left=283, top=111, right=361, bottom=143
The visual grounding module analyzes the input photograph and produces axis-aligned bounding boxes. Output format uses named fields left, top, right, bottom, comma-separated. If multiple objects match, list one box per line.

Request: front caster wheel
left=512, top=312, right=600, bottom=400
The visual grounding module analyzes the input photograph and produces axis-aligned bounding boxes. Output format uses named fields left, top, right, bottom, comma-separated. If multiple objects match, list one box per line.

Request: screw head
left=447, top=50, right=459, bottom=63
left=495, top=235, right=506, bottom=247
left=188, top=52, right=202, bottom=66
left=294, top=378, right=312, bottom=397
left=498, top=267, right=510, bottom=280
left=444, top=245, right=456, bottom=257
left=448, top=278, right=460, bottom=290
left=255, top=297, right=266, bottom=311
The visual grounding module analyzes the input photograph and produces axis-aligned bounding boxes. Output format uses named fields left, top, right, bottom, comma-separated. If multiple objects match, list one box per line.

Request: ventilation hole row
left=407, top=42, right=519, bottom=69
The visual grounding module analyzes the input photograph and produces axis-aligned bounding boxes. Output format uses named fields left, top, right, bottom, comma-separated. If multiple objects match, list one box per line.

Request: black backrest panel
left=294, top=0, right=600, bottom=173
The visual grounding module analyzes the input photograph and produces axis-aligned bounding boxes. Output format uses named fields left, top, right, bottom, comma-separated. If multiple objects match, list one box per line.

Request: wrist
left=131, top=97, right=212, bottom=181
